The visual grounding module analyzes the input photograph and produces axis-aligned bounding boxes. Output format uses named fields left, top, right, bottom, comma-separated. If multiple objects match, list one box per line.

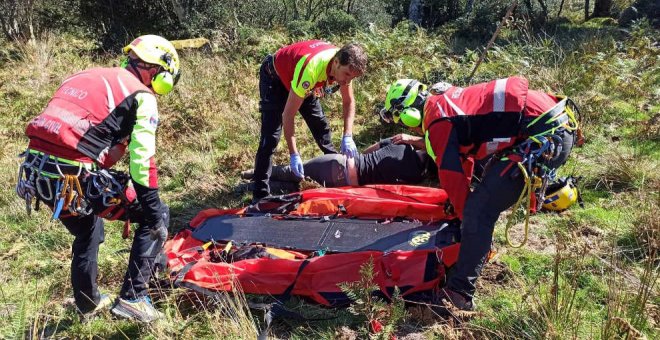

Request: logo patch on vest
left=149, top=115, right=159, bottom=128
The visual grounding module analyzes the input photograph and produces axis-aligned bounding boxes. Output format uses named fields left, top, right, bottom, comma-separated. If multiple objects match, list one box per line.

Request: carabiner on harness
left=16, top=154, right=38, bottom=216
left=84, top=169, right=129, bottom=208
left=15, top=152, right=52, bottom=216
left=51, top=160, right=91, bottom=219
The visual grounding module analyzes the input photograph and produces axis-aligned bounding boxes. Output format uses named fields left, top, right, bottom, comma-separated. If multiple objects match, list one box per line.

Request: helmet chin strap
left=411, top=90, right=428, bottom=113
left=126, top=58, right=157, bottom=88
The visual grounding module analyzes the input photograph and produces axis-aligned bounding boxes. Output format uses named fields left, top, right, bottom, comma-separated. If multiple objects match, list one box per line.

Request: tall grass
left=0, top=15, right=658, bottom=339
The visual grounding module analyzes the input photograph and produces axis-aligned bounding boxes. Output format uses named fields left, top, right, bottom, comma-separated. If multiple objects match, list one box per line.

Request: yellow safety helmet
left=123, top=35, right=181, bottom=95
left=542, top=177, right=581, bottom=211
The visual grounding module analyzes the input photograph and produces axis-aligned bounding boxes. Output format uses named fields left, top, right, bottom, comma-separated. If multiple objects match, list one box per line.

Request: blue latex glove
left=340, top=134, right=358, bottom=158
left=290, top=153, right=305, bottom=178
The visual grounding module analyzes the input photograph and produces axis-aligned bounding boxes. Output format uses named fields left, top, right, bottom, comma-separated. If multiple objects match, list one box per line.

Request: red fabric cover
left=165, top=185, right=459, bottom=306
left=292, top=185, right=452, bottom=220
left=187, top=185, right=454, bottom=226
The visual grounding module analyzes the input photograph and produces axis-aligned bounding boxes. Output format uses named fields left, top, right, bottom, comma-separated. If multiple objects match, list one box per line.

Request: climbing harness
left=51, top=158, right=91, bottom=219
left=503, top=98, right=581, bottom=248
left=16, top=149, right=129, bottom=221
left=502, top=136, right=562, bottom=248
left=16, top=152, right=40, bottom=216
left=84, top=169, right=134, bottom=238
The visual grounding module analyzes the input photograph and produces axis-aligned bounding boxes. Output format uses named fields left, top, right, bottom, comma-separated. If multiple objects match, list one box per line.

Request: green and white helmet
left=381, top=79, right=427, bottom=127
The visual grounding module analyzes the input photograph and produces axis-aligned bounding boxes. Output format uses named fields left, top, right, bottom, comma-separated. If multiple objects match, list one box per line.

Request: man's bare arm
left=282, top=90, right=305, bottom=155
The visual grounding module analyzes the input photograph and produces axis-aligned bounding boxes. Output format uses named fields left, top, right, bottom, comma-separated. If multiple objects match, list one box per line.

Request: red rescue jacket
left=273, top=40, right=337, bottom=94
left=26, top=67, right=160, bottom=187
left=26, top=67, right=164, bottom=225
left=422, top=76, right=560, bottom=217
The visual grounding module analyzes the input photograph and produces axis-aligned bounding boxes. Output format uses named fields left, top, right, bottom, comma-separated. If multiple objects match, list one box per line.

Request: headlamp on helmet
left=382, top=79, right=427, bottom=128
left=123, top=35, right=181, bottom=95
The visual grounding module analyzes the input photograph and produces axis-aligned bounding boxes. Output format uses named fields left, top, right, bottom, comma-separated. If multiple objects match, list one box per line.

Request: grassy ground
left=0, top=16, right=658, bottom=339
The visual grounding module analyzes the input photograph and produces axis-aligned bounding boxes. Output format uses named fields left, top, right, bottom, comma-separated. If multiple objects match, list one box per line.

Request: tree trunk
left=169, top=0, right=186, bottom=23
left=592, top=0, right=612, bottom=17
left=0, top=0, right=36, bottom=41
left=557, top=0, right=565, bottom=17
left=536, top=0, right=548, bottom=17
left=291, top=0, right=299, bottom=20
left=408, top=0, right=423, bottom=25
left=584, top=0, right=590, bottom=20
left=447, top=0, right=459, bottom=19
left=465, top=0, right=475, bottom=14
left=346, top=0, right=354, bottom=14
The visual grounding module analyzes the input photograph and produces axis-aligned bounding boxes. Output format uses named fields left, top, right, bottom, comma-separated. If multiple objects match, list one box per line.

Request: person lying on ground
left=242, top=133, right=436, bottom=188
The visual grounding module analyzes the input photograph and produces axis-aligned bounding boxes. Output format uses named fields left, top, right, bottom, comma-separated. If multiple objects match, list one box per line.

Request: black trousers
left=60, top=207, right=168, bottom=313
left=446, top=130, right=574, bottom=300
left=252, top=55, right=337, bottom=200
left=270, top=153, right=349, bottom=187
left=24, top=154, right=168, bottom=313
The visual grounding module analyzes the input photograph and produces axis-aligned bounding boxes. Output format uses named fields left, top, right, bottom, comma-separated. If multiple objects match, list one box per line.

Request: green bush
left=35, top=0, right=85, bottom=35
left=454, top=0, right=509, bottom=40
left=317, top=9, right=358, bottom=36
left=286, top=20, right=318, bottom=38
left=618, top=0, right=660, bottom=27
left=349, top=1, right=392, bottom=29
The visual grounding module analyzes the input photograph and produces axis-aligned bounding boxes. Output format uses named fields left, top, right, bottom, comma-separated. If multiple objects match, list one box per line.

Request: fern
left=10, top=286, right=28, bottom=340
left=339, top=258, right=408, bottom=339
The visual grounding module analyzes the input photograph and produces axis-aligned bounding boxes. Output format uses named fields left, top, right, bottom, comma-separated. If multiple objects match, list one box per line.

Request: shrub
left=286, top=20, right=318, bottom=38
left=317, top=9, right=358, bottom=36
left=349, top=1, right=392, bottom=29
left=454, top=0, right=509, bottom=40
left=618, top=0, right=660, bottom=28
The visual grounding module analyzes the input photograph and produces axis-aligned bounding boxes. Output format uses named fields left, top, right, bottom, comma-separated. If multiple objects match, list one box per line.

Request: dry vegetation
left=0, top=13, right=658, bottom=340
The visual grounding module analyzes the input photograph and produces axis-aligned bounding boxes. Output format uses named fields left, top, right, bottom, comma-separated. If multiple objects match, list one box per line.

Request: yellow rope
left=503, top=97, right=578, bottom=248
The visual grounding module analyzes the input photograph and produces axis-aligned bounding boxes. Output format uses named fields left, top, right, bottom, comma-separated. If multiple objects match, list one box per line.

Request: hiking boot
left=79, top=293, right=115, bottom=322
left=240, top=169, right=255, bottom=180
left=111, top=296, right=164, bottom=323
left=430, top=288, right=475, bottom=317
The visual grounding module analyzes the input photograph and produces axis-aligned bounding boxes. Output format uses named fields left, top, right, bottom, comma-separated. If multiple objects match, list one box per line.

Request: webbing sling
left=257, top=259, right=311, bottom=340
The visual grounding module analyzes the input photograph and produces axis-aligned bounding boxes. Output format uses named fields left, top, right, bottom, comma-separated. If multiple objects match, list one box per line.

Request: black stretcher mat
left=191, top=214, right=459, bottom=252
